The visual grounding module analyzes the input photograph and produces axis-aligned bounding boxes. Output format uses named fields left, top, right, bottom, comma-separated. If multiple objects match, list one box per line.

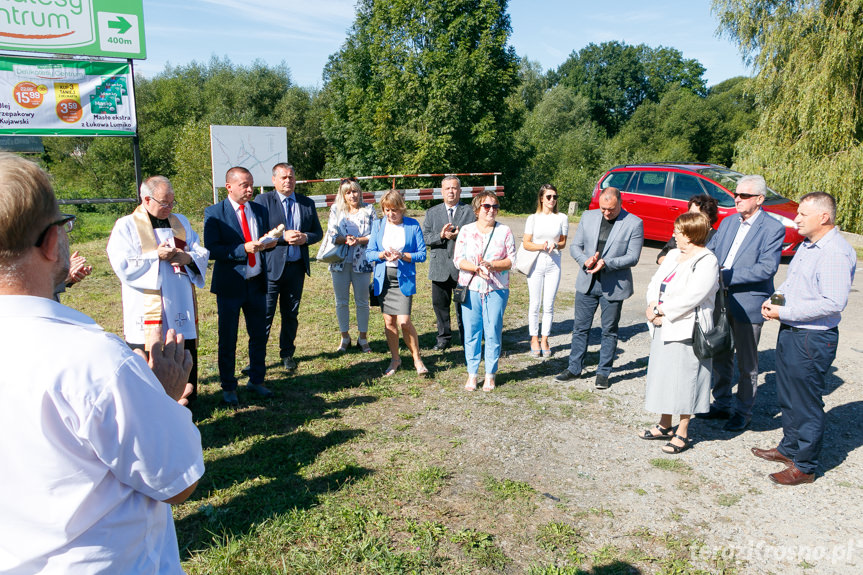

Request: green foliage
left=321, top=0, right=520, bottom=179
left=713, top=0, right=863, bottom=232
left=483, top=474, right=536, bottom=499
left=511, top=85, right=606, bottom=211
left=450, top=528, right=510, bottom=569
left=649, top=458, right=692, bottom=473
left=603, top=78, right=757, bottom=168
left=536, top=522, right=582, bottom=552
left=41, top=58, right=327, bottom=218
left=558, top=41, right=707, bottom=136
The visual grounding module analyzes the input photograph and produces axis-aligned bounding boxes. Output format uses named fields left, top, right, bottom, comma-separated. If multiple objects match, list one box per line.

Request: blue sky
left=139, top=0, right=749, bottom=88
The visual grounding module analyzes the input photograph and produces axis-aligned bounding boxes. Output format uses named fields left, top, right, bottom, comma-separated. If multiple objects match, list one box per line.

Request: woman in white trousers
left=521, top=184, right=569, bottom=358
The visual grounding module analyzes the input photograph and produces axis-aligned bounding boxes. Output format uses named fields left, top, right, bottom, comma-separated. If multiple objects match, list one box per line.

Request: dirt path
left=408, top=215, right=863, bottom=574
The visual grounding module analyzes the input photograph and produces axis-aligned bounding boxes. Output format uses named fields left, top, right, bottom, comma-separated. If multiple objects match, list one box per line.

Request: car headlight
left=765, top=211, right=797, bottom=229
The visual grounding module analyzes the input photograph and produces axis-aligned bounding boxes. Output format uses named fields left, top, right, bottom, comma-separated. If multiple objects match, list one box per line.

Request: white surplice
left=107, top=213, right=209, bottom=344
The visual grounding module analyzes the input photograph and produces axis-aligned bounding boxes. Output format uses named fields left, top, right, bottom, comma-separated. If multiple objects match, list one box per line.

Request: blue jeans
left=776, top=325, right=838, bottom=475
left=567, top=291, right=623, bottom=377
left=461, top=289, right=509, bottom=375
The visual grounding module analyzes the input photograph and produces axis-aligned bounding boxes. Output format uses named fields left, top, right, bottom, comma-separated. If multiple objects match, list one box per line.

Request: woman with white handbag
left=520, top=184, right=568, bottom=358
left=328, top=178, right=375, bottom=353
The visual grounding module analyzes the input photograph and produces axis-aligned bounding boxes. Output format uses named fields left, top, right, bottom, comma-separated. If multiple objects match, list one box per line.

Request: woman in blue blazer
left=366, top=190, right=428, bottom=376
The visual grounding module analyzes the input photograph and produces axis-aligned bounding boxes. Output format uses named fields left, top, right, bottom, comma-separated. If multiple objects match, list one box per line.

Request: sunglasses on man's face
left=733, top=192, right=758, bottom=199
left=481, top=204, right=499, bottom=211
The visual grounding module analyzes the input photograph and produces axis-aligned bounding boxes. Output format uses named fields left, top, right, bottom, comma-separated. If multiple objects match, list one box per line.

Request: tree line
left=39, top=0, right=863, bottom=233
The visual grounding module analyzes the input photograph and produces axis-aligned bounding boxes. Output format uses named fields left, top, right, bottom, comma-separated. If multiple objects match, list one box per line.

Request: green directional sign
left=0, top=0, right=146, bottom=60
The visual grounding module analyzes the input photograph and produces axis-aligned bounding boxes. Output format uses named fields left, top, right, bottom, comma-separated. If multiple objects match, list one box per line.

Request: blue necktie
left=285, top=197, right=299, bottom=261
left=284, top=197, right=294, bottom=230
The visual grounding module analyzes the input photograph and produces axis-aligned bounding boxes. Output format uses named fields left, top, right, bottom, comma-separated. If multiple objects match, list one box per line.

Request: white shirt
left=723, top=208, right=762, bottom=268
left=525, top=212, right=569, bottom=251
left=107, top=213, right=209, bottom=344
left=382, top=221, right=406, bottom=268
left=0, top=296, right=204, bottom=574
left=228, top=197, right=262, bottom=278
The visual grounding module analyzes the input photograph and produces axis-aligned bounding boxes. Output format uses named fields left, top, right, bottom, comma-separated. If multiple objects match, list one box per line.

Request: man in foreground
left=0, top=152, right=204, bottom=572
left=108, top=175, right=209, bottom=401
left=703, top=174, right=785, bottom=431
left=422, top=175, right=475, bottom=350
left=254, top=163, right=322, bottom=372
left=555, top=187, right=643, bottom=389
left=204, top=166, right=274, bottom=405
left=756, top=192, right=856, bottom=485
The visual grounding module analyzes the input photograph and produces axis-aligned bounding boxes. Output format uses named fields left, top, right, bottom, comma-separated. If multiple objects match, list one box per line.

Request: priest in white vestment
left=108, top=176, right=209, bottom=400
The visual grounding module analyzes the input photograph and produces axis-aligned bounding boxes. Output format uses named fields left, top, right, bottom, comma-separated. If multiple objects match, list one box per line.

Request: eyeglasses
left=148, top=196, right=177, bottom=209
left=340, top=177, right=358, bottom=184
left=481, top=204, right=499, bottom=211
left=34, top=214, right=75, bottom=247
left=733, top=192, right=758, bottom=199
left=545, top=195, right=558, bottom=200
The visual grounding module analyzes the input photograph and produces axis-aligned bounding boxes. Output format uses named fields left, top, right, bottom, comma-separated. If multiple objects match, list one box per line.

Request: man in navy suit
left=204, top=166, right=274, bottom=406
left=254, top=163, right=323, bottom=372
left=703, top=174, right=785, bottom=431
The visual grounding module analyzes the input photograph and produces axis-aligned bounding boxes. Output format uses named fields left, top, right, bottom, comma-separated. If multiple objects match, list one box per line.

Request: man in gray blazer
left=556, top=187, right=644, bottom=389
left=703, top=174, right=785, bottom=431
left=422, top=176, right=476, bottom=350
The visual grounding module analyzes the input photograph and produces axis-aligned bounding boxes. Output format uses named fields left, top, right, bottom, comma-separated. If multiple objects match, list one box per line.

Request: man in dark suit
left=555, top=187, right=644, bottom=389
left=703, top=174, right=785, bottom=431
left=204, top=166, right=273, bottom=406
left=422, top=176, right=476, bottom=350
left=254, top=163, right=323, bottom=372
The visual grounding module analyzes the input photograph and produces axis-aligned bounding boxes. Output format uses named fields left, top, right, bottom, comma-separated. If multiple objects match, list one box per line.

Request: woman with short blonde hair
left=366, top=190, right=428, bottom=376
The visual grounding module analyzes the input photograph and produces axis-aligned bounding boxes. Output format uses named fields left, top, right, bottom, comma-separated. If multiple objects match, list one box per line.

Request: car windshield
left=696, top=167, right=786, bottom=202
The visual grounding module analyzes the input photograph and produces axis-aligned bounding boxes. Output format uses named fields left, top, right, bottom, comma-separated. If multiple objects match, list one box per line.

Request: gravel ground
left=410, top=216, right=863, bottom=574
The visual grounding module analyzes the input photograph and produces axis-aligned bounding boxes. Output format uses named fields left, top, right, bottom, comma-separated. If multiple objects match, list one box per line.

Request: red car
left=589, top=163, right=803, bottom=256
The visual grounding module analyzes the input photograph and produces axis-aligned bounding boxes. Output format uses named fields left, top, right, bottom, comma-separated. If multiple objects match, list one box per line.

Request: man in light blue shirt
left=755, top=191, right=856, bottom=486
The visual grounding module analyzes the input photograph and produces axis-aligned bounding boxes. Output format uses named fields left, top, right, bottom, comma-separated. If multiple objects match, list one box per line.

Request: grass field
left=62, top=212, right=737, bottom=574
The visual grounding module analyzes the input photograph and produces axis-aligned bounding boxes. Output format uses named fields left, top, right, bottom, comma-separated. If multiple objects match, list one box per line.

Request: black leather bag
left=692, top=264, right=733, bottom=360
left=453, top=284, right=468, bottom=304
left=369, top=282, right=380, bottom=307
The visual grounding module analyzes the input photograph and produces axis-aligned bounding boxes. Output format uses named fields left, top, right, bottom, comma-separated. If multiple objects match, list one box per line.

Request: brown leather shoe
left=751, top=447, right=792, bottom=465
left=769, top=465, right=814, bottom=486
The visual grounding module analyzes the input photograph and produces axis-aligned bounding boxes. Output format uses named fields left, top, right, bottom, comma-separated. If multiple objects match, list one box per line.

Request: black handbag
left=454, top=223, right=496, bottom=304
left=692, top=257, right=734, bottom=360
left=369, top=282, right=380, bottom=307
left=453, top=283, right=468, bottom=304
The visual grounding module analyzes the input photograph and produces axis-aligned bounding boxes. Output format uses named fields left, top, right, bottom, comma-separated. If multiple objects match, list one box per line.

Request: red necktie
left=238, top=203, right=256, bottom=267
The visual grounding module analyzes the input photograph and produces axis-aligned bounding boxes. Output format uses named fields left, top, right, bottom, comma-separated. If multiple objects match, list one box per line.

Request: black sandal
left=639, top=424, right=675, bottom=441
left=662, top=434, right=691, bottom=454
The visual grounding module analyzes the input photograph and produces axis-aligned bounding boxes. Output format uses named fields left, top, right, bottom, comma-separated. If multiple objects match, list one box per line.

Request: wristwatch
left=653, top=305, right=662, bottom=317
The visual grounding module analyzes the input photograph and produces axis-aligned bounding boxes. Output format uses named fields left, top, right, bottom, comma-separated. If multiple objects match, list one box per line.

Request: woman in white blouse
left=641, top=211, right=719, bottom=454
left=521, top=184, right=569, bottom=358
left=366, top=190, right=428, bottom=376
left=329, top=178, right=375, bottom=352
left=453, top=191, right=516, bottom=391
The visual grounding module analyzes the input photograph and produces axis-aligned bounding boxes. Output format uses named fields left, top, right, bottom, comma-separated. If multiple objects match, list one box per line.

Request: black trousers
left=128, top=338, right=198, bottom=401
left=432, top=276, right=464, bottom=345
left=266, top=260, right=306, bottom=359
